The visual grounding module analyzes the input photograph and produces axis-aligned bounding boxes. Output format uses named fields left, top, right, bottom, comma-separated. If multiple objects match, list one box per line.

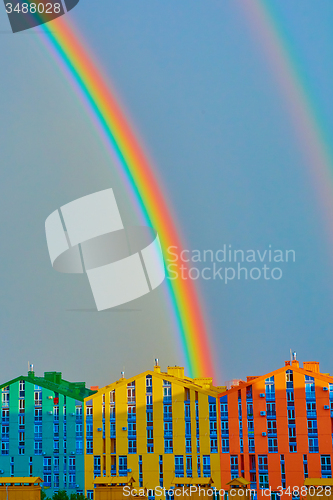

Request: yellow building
left=84, top=362, right=225, bottom=499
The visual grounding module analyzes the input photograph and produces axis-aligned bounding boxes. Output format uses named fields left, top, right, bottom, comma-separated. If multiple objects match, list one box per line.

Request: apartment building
left=84, top=362, right=226, bottom=499
left=0, top=367, right=95, bottom=497
left=218, top=358, right=333, bottom=497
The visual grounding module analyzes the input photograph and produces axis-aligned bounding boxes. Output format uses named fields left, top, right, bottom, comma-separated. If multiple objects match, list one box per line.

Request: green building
left=0, top=366, right=96, bottom=497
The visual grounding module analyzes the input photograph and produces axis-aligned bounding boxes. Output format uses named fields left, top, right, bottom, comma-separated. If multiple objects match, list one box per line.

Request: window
left=221, top=438, right=229, bottom=453
left=34, top=408, right=42, bottom=421
left=280, top=455, right=286, bottom=489
left=209, top=403, right=216, bottom=419
left=54, top=474, right=59, bottom=488
left=76, top=440, right=83, bottom=454
left=139, top=455, right=143, bottom=486
left=164, top=421, right=173, bottom=437
left=247, top=403, right=253, bottom=416
left=69, top=456, right=76, bottom=472
left=203, top=455, right=211, bottom=477
left=109, top=390, right=115, bottom=403
left=230, top=455, right=239, bottom=479
left=197, top=455, right=201, bottom=477
left=258, top=455, right=268, bottom=471
left=76, top=405, right=83, bottom=417
left=268, top=438, right=278, bottom=453
left=127, top=382, right=136, bottom=403
left=209, top=421, right=217, bottom=434
left=186, top=456, right=192, bottom=477
left=94, top=456, right=101, bottom=478
left=34, top=441, right=42, bottom=455
left=164, top=439, right=173, bottom=453
left=287, top=392, right=295, bottom=405
left=309, top=437, right=319, bottom=453
left=1, top=442, right=9, bottom=455
left=185, top=421, right=192, bottom=436
left=87, top=492, right=94, bottom=500
left=164, top=405, right=172, bottom=419
left=210, top=439, right=218, bottom=453
left=128, top=439, right=137, bottom=454
left=186, top=438, right=192, bottom=454
left=19, top=399, right=25, bottom=413
left=267, top=403, right=276, bottom=417
left=175, top=455, right=184, bottom=477
left=259, top=475, right=269, bottom=489
left=1, top=425, right=9, bottom=439
left=19, top=380, right=25, bottom=398
left=307, top=420, right=318, bottom=435
left=119, top=456, right=127, bottom=477
left=146, top=375, right=152, bottom=393
left=303, top=455, right=308, bottom=479
left=321, top=455, right=332, bottom=478
left=220, top=403, right=228, bottom=418
left=248, top=438, right=255, bottom=453
left=287, top=408, right=295, bottom=423
left=86, top=440, right=93, bottom=454
left=246, top=386, right=253, bottom=400
left=267, top=420, right=277, bottom=435
left=43, top=457, right=52, bottom=487
left=221, top=421, right=229, bottom=435
left=86, top=423, right=93, bottom=438
left=306, top=402, right=317, bottom=417
left=128, top=405, right=136, bottom=417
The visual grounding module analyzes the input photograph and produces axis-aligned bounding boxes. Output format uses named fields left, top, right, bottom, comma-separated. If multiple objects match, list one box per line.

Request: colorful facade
left=218, top=359, right=333, bottom=496
left=0, top=368, right=95, bottom=497
left=84, top=363, right=226, bottom=499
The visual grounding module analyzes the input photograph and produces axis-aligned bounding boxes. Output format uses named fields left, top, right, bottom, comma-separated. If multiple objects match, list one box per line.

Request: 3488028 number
left=5, top=3, right=61, bottom=14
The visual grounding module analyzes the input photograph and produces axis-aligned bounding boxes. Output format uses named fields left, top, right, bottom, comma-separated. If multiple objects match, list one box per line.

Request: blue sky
left=1, top=0, right=333, bottom=386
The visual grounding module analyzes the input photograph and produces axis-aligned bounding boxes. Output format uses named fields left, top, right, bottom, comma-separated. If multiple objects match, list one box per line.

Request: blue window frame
left=119, top=456, right=127, bottom=476
left=203, top=455, right=211, bottom=477
left=175, top=455, right=184, bottom=477
left=321, top=455, right=332, bottom=478
left=309, top=437, right=319, bottom=453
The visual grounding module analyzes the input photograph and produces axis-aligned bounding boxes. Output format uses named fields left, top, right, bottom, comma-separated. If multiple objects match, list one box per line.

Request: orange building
left=218, top=357, right=333, bottom=497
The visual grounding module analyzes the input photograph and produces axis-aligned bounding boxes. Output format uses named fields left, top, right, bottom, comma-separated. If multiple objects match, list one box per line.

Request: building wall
left=218, top=361, right=333, bottom=497
left=84, top=368, right=222, bottom=498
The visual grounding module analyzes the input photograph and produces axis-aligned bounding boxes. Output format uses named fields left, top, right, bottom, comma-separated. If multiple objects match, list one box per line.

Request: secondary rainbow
left=38, top=16, right=216, bottom=380
left=242, top=1, right=333, bottom=247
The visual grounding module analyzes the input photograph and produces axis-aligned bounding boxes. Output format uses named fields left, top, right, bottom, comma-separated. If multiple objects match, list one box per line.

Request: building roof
left=94, top=477, right=136, bottom=485
left=0, top=371, right=96, bottom=402
left=0, top=477, right=43, bottom=484
left=227, top=478, right=250, bottom=487
left=171, top=478, right=214, bottom=486
left=218, top=360, right=333, bottom=397
left=86, top=365, right=225, bottom=401
left=304, top=478, right=333, bottom=486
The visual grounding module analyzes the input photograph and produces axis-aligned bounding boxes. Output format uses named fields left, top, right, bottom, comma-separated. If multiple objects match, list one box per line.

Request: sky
left=1, top=0, right=333, bottom=388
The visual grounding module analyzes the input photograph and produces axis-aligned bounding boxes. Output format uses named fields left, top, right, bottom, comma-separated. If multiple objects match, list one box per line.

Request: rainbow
left=38, top=16, right=216, bottom=380
left=242, top=1, right=333, bottom=245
